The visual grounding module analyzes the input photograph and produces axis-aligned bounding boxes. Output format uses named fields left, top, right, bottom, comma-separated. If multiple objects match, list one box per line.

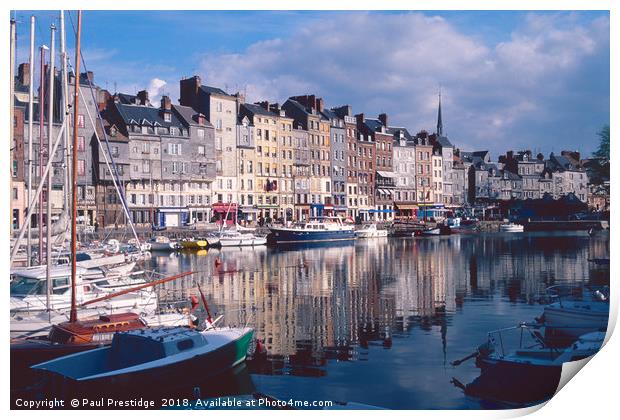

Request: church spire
left=436, top=90, right=443, bottom=137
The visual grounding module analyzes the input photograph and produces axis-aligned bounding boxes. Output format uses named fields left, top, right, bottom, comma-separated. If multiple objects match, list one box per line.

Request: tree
left=593, top=124, right=610, bottom=161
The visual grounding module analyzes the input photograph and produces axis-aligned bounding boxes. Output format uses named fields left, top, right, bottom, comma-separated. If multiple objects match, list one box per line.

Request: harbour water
left=139, top=231, right=609, bottom=409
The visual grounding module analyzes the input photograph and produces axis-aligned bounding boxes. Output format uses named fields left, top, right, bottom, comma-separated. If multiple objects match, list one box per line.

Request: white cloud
left=146, top=78, right=168, bottom=104
left=196, top=12, right=609, bottom=157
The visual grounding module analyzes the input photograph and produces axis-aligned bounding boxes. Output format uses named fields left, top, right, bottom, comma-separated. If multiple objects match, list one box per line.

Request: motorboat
left=355, top=223, right=388, bottom=238
left=32, top=326, right=254, bottom=393
left=452, top=324, right=605, bottom=405
left=499, top=223, right=524, bottom=233
left=268, top=217, right=355, bottom=244
left=540, top=285, right=609, bottom=340
left=180, top=238, right=208, bottom=249
left=219, top=230, right=267, bottom=247
left=149, top=236, right=178, bottom=251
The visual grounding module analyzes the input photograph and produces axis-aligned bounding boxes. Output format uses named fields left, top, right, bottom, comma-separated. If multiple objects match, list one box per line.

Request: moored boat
left=32, top=326, right=254, bottom=394
left=269, top=217, right=355, bottom=244
left=499, top=223, right=524, bottom=233
left=356, top=223, right=388, bottom=238
left=453, top=324, right=604, bottom=405
left=540, top=285, right=609, bottom=341
left=219, top=231, right=267, bottom=247
left=148, top=236, right=178, bottom=251
left=180, top=238, right=208, bottom=249
left=419, top=227, right=441, bottom=236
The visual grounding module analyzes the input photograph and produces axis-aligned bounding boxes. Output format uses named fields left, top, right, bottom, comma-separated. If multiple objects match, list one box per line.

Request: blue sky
left=12, top=10, right=609, bottom=158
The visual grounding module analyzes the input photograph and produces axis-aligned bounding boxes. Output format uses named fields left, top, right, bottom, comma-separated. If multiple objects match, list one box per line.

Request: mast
left=70, top=10, right=82, bottom=323
left=10, top=18, right=16, bottom=235
left=27, top=16, right=35, bottom=266
left=46, top=24, right=56, bottom=316
left=38, top=45, right=48, bottom=264
left=60, top=11, right=70, bottom=212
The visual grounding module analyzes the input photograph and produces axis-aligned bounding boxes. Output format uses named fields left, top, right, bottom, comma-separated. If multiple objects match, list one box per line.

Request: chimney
left=316, top=97, right=324, bottom=113
left=194, top=113, right=206, bottom=126
left=378, top=113, right=388, bottom=127
left=137, top=90, right=149, bottom=105
left=161, top=95, right=172, bottom=110
left=82, top=71, right=94, bottom=84
left=179, top=75, right=201, bottom=108
left=18, top=63, right=30, bottom=87
left=256, top=101, right=269, bottom=111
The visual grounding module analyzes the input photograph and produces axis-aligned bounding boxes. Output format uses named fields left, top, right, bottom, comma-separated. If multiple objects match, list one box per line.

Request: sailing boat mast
left=27, top=16, right=35, bottom=265
left=60, top=11, right=71, bottom=213
left=46, top=24, right=56, bottom=317
left=69, top=10, right=82, bottom=323
left=38, top=44, right=48, bottom=264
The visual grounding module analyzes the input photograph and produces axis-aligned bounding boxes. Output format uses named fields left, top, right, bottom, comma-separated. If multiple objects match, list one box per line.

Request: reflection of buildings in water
left=146, top=233, right=606, bottom=374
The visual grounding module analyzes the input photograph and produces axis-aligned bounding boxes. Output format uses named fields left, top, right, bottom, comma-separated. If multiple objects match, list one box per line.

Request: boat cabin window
left=177, top=339, right=195, bottom=351
left=10, top=276, right=45, bottom=295
left=52, top=277, right=70, bottom=294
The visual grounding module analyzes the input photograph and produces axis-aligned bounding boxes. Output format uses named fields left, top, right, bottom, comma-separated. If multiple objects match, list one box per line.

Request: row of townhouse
left=11, top=66, right=598, bottom=230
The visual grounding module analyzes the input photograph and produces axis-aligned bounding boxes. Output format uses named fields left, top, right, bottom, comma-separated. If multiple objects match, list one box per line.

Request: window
left=12, top=160, right=18, bottom=177
left=170, top=127, right=177, bottom=136
left=215, top=137, right=222, bottom=150
left=164, top=113, right=171, bottom=122
left=77, top=160, right=86, bottom=176
left=78, top=136, right=85, bottom=151
left=197, top=129, right=204, bottom=139
left=77, top=114, right=85, bottom=128
left=198, top=146, right=205, bottom=155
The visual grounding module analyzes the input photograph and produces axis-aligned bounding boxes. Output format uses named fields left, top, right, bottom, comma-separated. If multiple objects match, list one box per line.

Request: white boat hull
left=500, top=224, right=524, bottom=232
left=544, top=305, right=609, bottom=338
left=219, top=237, right=267, bottom=247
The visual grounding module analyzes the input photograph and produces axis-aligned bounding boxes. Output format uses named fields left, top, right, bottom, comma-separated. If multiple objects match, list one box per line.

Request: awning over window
left=376, top=171, right=397, bottom=178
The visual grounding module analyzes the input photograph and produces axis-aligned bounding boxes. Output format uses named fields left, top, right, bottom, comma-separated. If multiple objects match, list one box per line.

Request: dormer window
left=170, top=127, right=177, bottom=136
left=164, top=113, right=171, bottom=122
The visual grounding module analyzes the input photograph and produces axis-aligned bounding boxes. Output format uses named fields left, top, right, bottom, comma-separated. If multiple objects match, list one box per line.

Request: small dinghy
left=32, top=326, right=254, bottom=393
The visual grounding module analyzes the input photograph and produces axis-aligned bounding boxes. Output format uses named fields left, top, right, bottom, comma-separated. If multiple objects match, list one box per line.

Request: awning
left=376, top=171, right=397, bottom=178
left=212, top=203, right=237, bottom=212
left=395, top=204, right=418, bottom=210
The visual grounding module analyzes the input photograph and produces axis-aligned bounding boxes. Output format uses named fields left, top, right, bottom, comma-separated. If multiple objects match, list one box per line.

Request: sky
left=11, top=10, right=610, bottom=158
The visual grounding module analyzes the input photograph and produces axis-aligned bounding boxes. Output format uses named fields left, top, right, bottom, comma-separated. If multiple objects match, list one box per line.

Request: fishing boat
left=540, top=285, right=609, bottom=340
left=11, top=311, right=196, bottom=374
left=148, top=236, right=178, bottom=251
left=219, top=231, right=267, bottom=247
left=453, top=324, right=604, bottom=405
left=180, top=238, right=208, bottom=250
left=268, top=217, right=355, bottom=244
left=355, top=223, right=388, bottom=238
left=499, top=223, right=524, bottom=233
left=32, top=326, right=254, bottom=393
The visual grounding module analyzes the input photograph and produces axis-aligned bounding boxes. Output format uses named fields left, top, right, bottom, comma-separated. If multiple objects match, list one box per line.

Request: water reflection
left=147, top=232, right=608, bottom=409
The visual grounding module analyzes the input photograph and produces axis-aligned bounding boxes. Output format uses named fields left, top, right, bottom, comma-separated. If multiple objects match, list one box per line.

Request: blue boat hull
left=269, top=228, right=356, bottom=243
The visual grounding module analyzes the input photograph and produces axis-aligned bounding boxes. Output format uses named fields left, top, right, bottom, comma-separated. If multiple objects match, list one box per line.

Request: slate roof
left=436, top=135, right=453, bottom=148
left=115, top=102, right=185, bottom=128
left=387, top=126, right=414, bottom=141
left=240, top=103, right=279, bottom=118
left=173, top=104, right=214, bottom=128
left=200, top=85, right=232, bottom=97
left=117, top=93, right=137, bottom=104
left=364, top=118, right=384, bottom=132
